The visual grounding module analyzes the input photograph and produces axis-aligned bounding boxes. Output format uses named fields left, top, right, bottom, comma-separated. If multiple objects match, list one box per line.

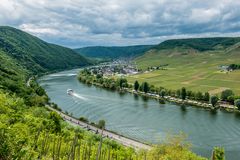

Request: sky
left=1, top=0, right=240, bottom=48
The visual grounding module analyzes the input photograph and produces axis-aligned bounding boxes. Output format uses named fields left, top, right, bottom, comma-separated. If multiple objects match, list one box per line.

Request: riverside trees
left=235, top=99, right=240, bottom=110
left=181, top=87, right=187, bottom=100
left=210, top=96, right=219, bottom=108
left=141, top=82, right=150, bottom=93
left=221, top=89, right=234, bottom=101
left=134, top=80, right=139, bottom=91
left=78, top=69, right=130, bottom=91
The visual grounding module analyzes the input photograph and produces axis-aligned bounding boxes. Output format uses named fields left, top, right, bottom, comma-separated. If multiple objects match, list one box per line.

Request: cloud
left=190, top=8, right=220, bottom=24
left=0, top=0, right=240, bottom=47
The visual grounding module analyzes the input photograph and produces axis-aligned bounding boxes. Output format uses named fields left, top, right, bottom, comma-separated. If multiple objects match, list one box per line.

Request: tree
left=159, top=90, right=166, bottom=98
left=98, top=120, right=105, bottom=129
left=96, top=120, right=106, bottom=160
left=195, top=92, right=203, bottom=101
left=49, top=112, right=61, bottom=133
left=36, top=87, right=46, bottom=96
left=181, top=87, right=186, bottom=100
left=141, top=82, right=150, bottom=93
left=176, top=89, right=181, bottom=98
left=96, top=74, right=102, bottom=79
left=212, top=147, right=225, bottom=160
left=150, top=85, right=156, bottom=93
left=235, top=99, right=240, bottom=110
left=221, top=89, right=234, bottom=101
left=187, top=90, right=193, bottom=98
left=227, top=96, right=235, bottom=105
left=134, top=80, right=139, bottom=91
left=210, top=96, right=219, bottom=108
left=117, top=78, right=128, bottom=89
left=203, top=92, right=210, bottom=102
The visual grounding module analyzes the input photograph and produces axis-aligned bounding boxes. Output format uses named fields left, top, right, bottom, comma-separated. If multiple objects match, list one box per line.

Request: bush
left=221, top=89, right=234, bottom=101
left=212, top=147, right=225, bottom=160
left=159, top=89, right=166, bottom=98
left=203, top=92, right=210, bottom=102
left=227, top=96, right=235, bottom=105
left=79, top=116, right=89, bottom=123
left=210, top=96, right=219, bottom=107
left=235, top=99, right=240, bottom=110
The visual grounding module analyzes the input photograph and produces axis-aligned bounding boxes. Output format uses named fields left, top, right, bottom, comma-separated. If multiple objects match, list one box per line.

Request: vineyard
left=0, top=92, right=207, bottom=160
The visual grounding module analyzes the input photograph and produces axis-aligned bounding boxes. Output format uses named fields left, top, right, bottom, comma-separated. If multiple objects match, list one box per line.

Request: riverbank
left=81, top=78, right=239, bottom=113
left=46, top=105, right=152, bottom=150
left=127, top=89, right=238, bottom=112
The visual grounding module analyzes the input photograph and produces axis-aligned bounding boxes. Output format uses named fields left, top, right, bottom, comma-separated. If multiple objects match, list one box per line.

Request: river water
left=39, top=68, right=240, bottom=159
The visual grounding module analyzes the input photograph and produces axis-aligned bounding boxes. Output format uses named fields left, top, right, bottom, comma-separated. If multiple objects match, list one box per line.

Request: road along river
left=38, top=68, right=240, bottom=159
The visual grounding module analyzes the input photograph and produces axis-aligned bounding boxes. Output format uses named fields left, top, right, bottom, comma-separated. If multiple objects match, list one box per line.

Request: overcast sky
left=1, top=0, right=240, bottom=48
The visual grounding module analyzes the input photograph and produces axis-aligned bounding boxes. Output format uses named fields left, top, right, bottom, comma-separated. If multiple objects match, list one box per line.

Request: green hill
left=0, top=26, right=90, bottom=74
left=127, top=37, right=240, bottom=95
left=0, top=26, right=91, bottom=99
left=75, top=45, right=154, bottom=60
left=154, top=37, right=240, bottom=51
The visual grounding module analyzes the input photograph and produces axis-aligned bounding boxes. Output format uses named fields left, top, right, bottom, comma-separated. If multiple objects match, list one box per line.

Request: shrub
left=235, top=99, right=240, bottom=110
left=221, top=89, right=234, bottom=101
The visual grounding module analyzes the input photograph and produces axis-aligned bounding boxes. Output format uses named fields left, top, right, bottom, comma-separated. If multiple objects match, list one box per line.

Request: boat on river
left=67, top=89, right=74, bottom=95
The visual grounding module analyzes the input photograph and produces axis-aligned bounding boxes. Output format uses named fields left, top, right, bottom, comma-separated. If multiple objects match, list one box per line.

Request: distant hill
left=0, top=26, right=90, bottom=74
left=136, top=37, right=240, bottom=70
left=154, top=37, right=240, bottom=51
left=75, top=45, right=154, bottom=60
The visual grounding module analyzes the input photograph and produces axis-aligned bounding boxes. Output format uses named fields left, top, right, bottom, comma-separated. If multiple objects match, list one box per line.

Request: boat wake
left=50, top=73, right=77, bottom=77
left=71, top=92, right=88, bottom=100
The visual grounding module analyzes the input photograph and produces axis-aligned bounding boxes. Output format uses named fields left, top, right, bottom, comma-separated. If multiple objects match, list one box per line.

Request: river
left=38, top=68, right=240, bottom=159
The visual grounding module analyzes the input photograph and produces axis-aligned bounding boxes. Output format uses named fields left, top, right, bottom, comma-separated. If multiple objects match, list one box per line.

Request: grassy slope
left=0, top=26, right=90, bottom=74
left=75, top=45, right=154, bottom=60
left=128, top=38, right=240, bottom=95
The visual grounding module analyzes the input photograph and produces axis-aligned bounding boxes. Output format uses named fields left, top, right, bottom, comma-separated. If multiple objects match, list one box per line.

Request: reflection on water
left=39, top=69, right=240, bottom=160
left=133, top=94, right=139, bottom=100
left=141, top=95, right=149, bottom=102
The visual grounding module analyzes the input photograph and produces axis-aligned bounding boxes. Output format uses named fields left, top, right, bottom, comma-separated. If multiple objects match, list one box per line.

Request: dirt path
left=46, top=106, right=152, bottom=150
left=208, top=87, right=229, bottom=95
left=26, top=77, right=33, bottom=87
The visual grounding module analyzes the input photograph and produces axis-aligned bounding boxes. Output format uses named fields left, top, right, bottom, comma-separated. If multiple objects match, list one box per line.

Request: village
left=88, top=59, right=139, bottom=77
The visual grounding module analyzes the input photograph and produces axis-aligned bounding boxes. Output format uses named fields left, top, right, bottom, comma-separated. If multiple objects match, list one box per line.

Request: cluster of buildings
left=219, top=65, right=232, bottom=72
left=89, top=60, right=139, bottom=77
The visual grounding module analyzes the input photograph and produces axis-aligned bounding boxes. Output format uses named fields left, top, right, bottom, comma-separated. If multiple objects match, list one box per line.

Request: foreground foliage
left=0, top=92, right=207, bottom=160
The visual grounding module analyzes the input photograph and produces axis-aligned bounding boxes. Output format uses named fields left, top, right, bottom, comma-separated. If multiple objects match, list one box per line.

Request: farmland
left=127, top=45, right=240, bottom=95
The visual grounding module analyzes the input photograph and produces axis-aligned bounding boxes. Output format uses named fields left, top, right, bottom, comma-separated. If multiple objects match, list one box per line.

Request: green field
left=127, top=47, right=240, bottom=95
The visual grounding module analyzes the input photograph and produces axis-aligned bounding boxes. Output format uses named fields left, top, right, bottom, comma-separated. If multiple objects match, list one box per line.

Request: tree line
left=133, top=80, right=240, bottom=109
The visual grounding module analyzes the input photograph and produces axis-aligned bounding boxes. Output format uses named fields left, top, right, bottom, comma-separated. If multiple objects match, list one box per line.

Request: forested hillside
left=75, top=45, right=154, bottom=60
left=0, top=26, right=90, bottom=74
